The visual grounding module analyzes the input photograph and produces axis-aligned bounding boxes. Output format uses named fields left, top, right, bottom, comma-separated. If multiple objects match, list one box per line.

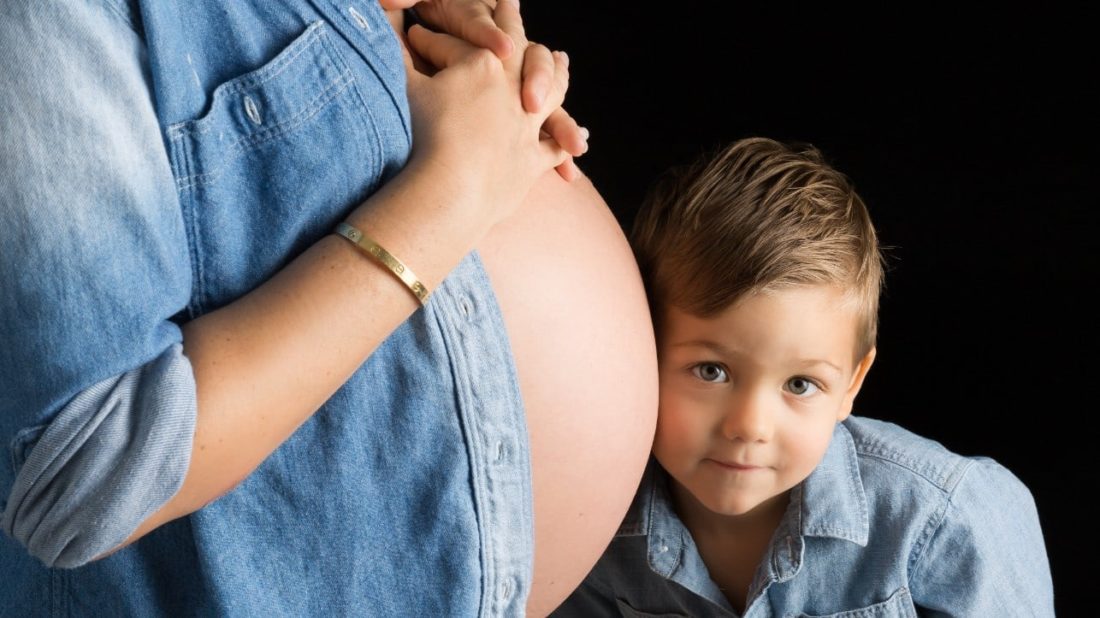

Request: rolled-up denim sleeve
left=909, top=458, right=1055, bottom=617
left=0, top=1, right=196, bottom=568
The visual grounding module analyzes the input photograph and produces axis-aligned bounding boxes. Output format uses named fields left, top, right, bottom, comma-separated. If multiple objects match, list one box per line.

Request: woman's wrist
left=345, top=155, right=493, bottom=290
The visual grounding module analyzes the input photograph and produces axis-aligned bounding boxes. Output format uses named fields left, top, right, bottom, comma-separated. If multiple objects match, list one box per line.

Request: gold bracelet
left=335, top=222, right=430, bottom=306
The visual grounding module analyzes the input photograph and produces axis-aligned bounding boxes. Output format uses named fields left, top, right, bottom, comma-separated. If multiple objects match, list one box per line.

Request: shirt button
left=499, top=578, right=514, bottom=602
left=658, top=545, right=669, bottom=553
left=348, top=6, right=372, bottom=30
left=459, top=296, right=473, bottom=318
left=494, top=441, right=506, bottom=462
left=243, top=95, right=262, bottom=125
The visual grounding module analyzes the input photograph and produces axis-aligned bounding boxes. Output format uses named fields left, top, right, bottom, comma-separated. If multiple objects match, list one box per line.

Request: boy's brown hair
left=630, top=137, right=884, bottom=357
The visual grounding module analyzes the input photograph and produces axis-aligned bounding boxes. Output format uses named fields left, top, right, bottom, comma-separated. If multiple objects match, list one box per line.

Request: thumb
left=398, top=35, right=425, bottom=85
left=378, top=0, right=419, bottom=9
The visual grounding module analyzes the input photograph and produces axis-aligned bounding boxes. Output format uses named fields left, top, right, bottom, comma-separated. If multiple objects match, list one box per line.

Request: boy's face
left=654, top=284, right=875, bottom=519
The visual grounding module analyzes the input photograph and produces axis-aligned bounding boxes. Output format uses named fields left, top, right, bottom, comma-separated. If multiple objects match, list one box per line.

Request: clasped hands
left=380, top=0, right=587, bottom=183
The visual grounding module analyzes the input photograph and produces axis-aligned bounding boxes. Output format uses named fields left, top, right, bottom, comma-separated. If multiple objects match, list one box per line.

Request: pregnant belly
left=477, top=171, right=658, bottom=615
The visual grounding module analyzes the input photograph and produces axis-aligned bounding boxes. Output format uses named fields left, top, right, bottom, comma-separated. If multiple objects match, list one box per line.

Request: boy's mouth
left=706, top=458, right=766, bottom=471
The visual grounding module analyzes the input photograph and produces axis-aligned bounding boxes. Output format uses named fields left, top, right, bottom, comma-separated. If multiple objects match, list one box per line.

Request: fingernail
left=559, top=50, right=570, bottom=68
left=580, top=126, right=590, bottom=141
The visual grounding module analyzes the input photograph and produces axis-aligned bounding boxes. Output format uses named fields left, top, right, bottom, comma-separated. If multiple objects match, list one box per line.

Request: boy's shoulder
left=813, top=418, right=1043, bottom=586
left=841, top=415, right=1025, bottom=498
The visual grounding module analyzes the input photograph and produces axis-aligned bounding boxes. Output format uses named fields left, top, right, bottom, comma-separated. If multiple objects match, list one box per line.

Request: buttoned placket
left=432, top=256, right=532, bottom=617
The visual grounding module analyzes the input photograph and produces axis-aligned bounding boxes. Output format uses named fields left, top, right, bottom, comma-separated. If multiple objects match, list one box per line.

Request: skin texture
left=479, top=169, right=658, bottom=616
left=654, top=285, right=874, bottom=610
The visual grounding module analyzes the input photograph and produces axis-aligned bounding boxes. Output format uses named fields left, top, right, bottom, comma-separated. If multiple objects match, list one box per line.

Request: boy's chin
left=699, top=489, right=790, bottom=521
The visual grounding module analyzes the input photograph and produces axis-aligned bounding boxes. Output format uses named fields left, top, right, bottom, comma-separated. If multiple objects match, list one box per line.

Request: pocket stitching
left=174, top=70, right=354, bottom=191
left=797, top=586, right=915, bottom=618
left=167, top=21, right=330, bottom=139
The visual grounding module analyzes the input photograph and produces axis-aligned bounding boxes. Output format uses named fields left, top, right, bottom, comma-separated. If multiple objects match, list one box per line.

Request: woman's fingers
left=538, top=135, right=571, bottom=172
left=416, top=0, right=515, bottom=59
left=542, top=110, right=585, bottom=182
left=521, top=43, right=554, bottom=112
left=516, top=35, right=584, bottom=172
left=492, top=0, right=527, bottom=51
left=397, top=26, right=427, bottom=84
left=530, top=49, right=570, bottom=125
left=405, top=24, right=484, bottom=72
left=455, top=1, right=514, bottom=58
left=542, top=107, right=588, bottom=158
left=377, top=0, right=419, bottom=9
left=555, top=158, right=581, bottom=183
left=405, top=1, right=577, bottom=183
left=525, top=48, right=581, bottom=168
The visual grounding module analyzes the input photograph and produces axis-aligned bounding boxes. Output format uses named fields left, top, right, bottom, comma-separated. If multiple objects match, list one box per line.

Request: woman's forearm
left=117, top=160, right=488, bottom=548
left=114, top=0, right=565, bottom=553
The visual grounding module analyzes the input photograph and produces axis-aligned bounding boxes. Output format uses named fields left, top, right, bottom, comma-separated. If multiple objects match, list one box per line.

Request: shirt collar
left=618, top=459, right=733, bottom=609
left=798, top=421, right=869, bottom=546
left=760, top=421, right=869, bottom=585
left=618, top=422, right=869, bottom=590
left=617, top=457, right=691, bottom=579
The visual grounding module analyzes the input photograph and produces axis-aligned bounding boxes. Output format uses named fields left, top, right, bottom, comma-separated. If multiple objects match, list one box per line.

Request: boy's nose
left=720, top=389, right=774, bottom=443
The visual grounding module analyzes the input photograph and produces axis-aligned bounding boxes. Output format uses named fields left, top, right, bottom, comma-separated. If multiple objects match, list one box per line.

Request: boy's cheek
left=654, top=406, right=704, bottom=457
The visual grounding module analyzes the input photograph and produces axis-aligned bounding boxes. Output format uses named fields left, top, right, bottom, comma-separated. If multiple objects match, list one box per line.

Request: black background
left=524, top=4, right=1094, bottom=615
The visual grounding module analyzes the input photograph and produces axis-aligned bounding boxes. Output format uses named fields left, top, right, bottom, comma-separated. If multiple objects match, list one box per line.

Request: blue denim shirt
left=553, top=416, right=1054, bottom=617
left=1, top=1, right=531, bottom=615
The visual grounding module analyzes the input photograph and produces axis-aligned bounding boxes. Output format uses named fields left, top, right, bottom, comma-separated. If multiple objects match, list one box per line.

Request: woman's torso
left=31, top=1, right=659, bottom=615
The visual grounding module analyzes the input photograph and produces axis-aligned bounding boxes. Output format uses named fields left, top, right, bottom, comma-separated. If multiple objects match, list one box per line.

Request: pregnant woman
left=0, top=1, right=655, bottom=616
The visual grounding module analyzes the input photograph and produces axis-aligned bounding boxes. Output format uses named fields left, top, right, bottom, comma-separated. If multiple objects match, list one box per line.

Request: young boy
left=552, top=137, right=1054, bottom=617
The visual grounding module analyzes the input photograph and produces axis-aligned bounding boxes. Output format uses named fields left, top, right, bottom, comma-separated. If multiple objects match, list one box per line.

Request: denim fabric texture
left=1, top=0, right=532, bottom=615
left=553, top=416, right=1054, bottom=618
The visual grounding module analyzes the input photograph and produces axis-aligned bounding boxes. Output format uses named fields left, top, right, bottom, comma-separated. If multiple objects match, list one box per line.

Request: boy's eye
left=786, top=377, right=820, bottom=396
left=691, top=363, right=729, bottom=383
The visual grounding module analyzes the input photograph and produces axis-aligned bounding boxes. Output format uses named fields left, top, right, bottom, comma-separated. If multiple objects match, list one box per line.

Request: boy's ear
left=837, top=347, right=876, bottom=421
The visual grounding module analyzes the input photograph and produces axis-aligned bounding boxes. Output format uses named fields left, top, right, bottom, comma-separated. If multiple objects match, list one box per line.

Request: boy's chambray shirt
left=1, top=1, right=531, bottom=615
left=554, top=416, right=1054, bottom=618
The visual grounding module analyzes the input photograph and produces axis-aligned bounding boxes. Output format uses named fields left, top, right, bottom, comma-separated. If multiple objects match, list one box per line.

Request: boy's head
left=631, top=137, right=882, bottom=355
left=630, top=137, right=884, bottom=519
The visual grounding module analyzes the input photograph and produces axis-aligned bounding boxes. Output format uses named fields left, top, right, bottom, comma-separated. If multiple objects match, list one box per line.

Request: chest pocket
left=799, top=587, right=918, bottom=618
left=167, top=19, right=408, bottom=314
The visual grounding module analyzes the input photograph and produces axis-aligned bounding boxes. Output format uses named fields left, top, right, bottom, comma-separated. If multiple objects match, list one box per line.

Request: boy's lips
left=706, top=458, right=766, bottom=471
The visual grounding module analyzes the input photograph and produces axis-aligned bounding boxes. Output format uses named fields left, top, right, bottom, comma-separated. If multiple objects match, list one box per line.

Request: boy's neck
left=668, top=480, right=790, bottom=612
left=668, top=479, right=789, bottom=541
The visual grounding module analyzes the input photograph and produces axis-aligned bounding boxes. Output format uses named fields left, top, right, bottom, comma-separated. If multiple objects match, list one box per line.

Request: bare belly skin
left=478, top=171, right=659, bottom=615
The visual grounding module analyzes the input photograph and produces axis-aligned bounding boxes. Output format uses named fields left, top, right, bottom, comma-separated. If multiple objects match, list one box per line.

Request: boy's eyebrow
left=796, top=359, right=844, bottom=376
left=670, top=339, right=734, bottom=356
left=671, top=339, right=844, bottom=375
